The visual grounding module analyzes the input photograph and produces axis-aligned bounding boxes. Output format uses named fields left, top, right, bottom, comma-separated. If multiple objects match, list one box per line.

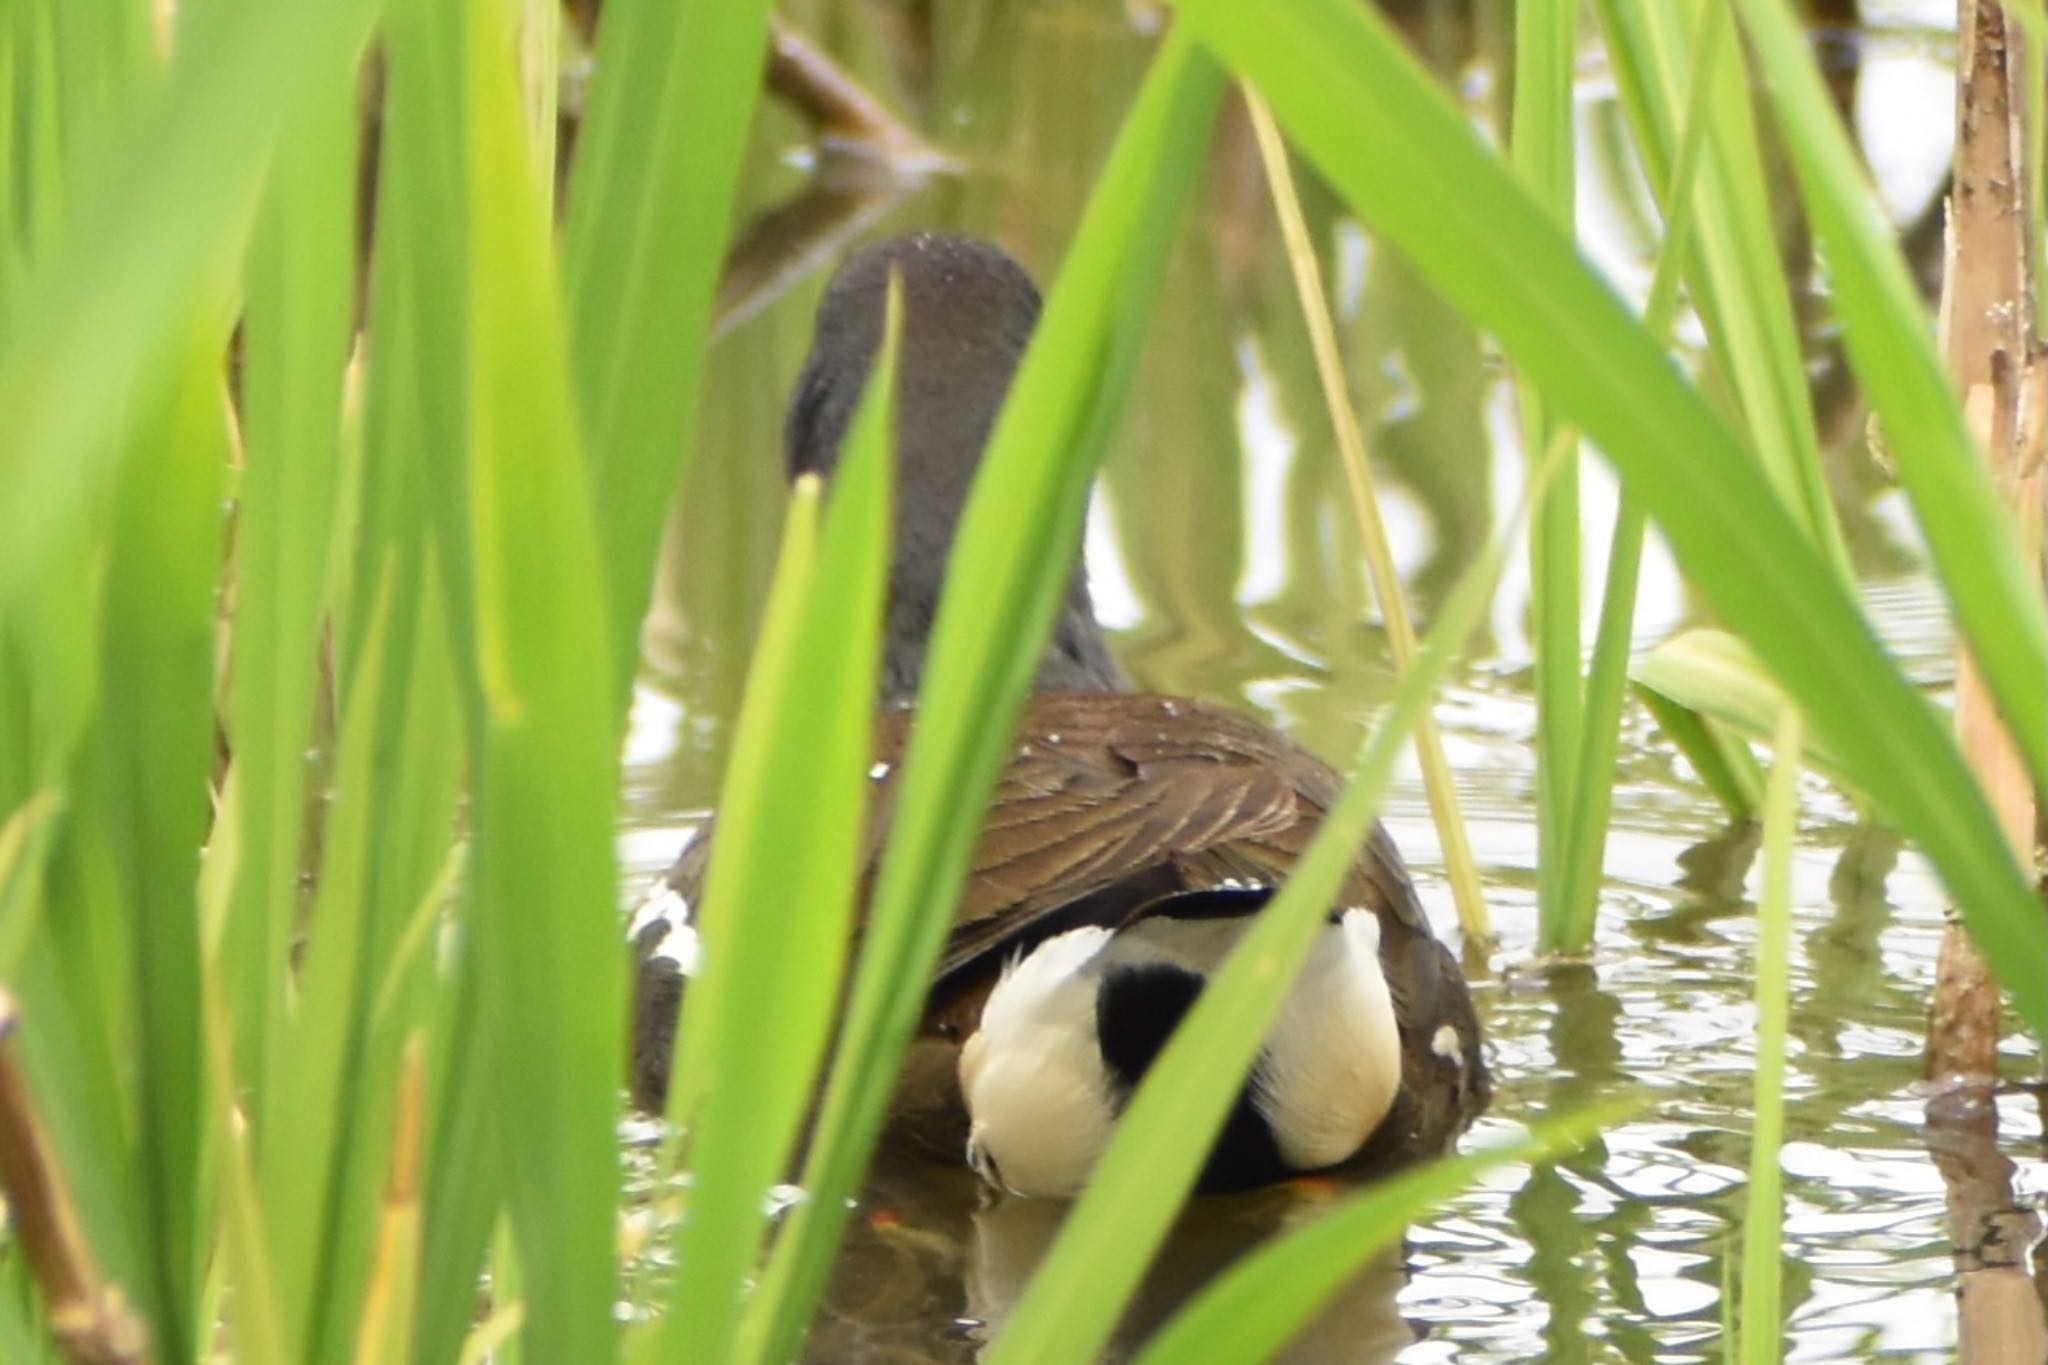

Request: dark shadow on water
left=810, top=1149, right=1417, bottom=1363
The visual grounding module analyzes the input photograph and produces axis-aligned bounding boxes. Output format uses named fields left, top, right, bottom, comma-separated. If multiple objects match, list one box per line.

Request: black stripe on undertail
left=1097, top=961, right=1202, bottom=1090
left=1131, top=885, right=1273, bottom=923
left=1133, top=884, right=1357, bottom=930
left=1095, top=961, right=1289, bottom=1193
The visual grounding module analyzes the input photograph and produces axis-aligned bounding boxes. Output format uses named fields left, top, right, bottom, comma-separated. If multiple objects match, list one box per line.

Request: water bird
left=629, top=232, right=1488, bottom=1198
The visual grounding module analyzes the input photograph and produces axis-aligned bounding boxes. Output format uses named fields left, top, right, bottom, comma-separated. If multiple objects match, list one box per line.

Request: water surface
left=619, top=2, right=2047, bottom=1357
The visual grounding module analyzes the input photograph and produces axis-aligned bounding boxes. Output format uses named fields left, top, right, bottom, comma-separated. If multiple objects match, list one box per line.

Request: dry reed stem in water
left=0, top=993, right=148, bottom=1365
left=1242, top=86, right=1492, bottom=949
left=1928, top=0, right=2046, bottom=1085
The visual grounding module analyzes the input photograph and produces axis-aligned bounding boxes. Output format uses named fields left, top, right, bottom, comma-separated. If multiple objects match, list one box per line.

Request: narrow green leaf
left=653, top=294, right=896, bottom=1365
left=0, top=793, right=58, bottom=981
left=260, top=664, right=398, bottom=1359
left=1169, top=0, right=2045, bottom=1031
left=563, top=0, right=776, bottom=691
left=1633, top=683, right=1765, bottom=819
left=228, top=68, right=357, bottom=1156
left=301, top=576, right=465, bottom=1365
left=1631, top=630, right=1856, bottom=795
left=355, top=10, right=498, bottom=1365
left=1739, top=707, right=1801, bottom=1361
left=1728, top=0, right=2048, bottom=775
left=1245, top=88, right=1491, bottom=945
left=96, top=299, right=233, bottom=1361
left=1595, top=0, right=1851, bottom=576
left=1551, top=0, right=1726, bottom=952
left=738, top=34, right=1228, bottom=1365
left=458, top=0, right=623, bottom=1356
left=0, top=0, right=378, bottom=597
left=344, top=0, right=478, bottom=699
left=1513, top=0, right=1583, bottom=933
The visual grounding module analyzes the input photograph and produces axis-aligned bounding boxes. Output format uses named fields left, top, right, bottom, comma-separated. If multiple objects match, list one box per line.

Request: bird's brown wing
left=857, top=694, right=1343, bottom=983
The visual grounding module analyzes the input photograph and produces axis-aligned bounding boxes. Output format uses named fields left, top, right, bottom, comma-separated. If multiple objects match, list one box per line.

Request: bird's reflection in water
left=810, top=1147, right=1419, bottom=1364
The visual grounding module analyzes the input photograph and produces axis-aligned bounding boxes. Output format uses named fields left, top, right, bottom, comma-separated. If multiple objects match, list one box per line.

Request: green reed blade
left=457, top=0, right=625, bottom=1356
left=203, top=920, right=292, bottom=1365
left=342, top=4, right=479, bottom=701
left=1595, top=0, right=1851, bottom=577
left=647, top=292, right=897, bottom=1365
left=736, top=34, right=1227, bottom=1365
left=1739, top=707, right=1801, bottom=1362
left=306, top=583, right=465, bottom=1365
left=95, top=300, right=234, bottom=1360
left=1168, top=0, right=2045, bottom=1031
left=563, top=0, right=775, bottom=692
left=1513, top=0, right=1583, bottom=933
left=1634, top=684, right=1765, bottom=819
left=1631, top=630, right=1857, bottom=797
left=354, top=11, right=506, bottom=1364
left=257, top=573, right=398, bottom=1365
left=229, top=68, right=356, bottom=1170
left=412, top=973, right=501, bottom=1365
left=1728, top=0, right=2048, bottom=777
left=261, top=555, right=462, bottom=1365
left=0, top=0, right=378, bottom=599
left=987, top=418, right=1564, bottom=1365
left=1551, top=0, right=1726, bottom=952
left=1551, top=497, right=1647, bottom=951
left=6, top=433, right=149, bottom=1352
left=1134, top=1102, right=1633, bottom=1364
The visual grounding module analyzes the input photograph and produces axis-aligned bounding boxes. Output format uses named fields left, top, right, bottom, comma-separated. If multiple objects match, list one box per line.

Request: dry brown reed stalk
left=350, top=1037, right=425, bottom=1365
left=1928, top=0, right=2048, bottom=1086
left=1927, top=0, right=2048, bottom=1353
left=1241, top=86, right=1493, bottom=950
left=0, top=993, right=149, bottom=1365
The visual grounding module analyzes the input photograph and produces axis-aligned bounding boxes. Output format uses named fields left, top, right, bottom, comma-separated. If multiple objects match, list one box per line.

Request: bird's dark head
left=784, top=233, right=1118, bottom=699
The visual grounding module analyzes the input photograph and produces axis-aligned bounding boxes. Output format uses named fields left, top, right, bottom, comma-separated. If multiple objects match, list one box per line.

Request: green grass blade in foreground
left=354, top=11, right=499, bottom=1363
left=0, top=0, right=377, bottom=598
left=1631, top=630, right=1856, bottom=797
left=232, top=88, right=358, bottom=1344
left=1552, top=0, right=1724, bottom=953
left=1169, top=0, right=2045, bottom=1031
left=1511, top=0, right=1582, bottom=936
left=1634, top=685, right=1764, bottom=818
left=204, top=910, right=293, bottom=1365
left=987, top=435, right=1559, bottom=1365
left=1134, top=1103, right=1632, bottom=1364
left=344, top=0, right=479, bottom=698
left=94, top=303, right=233, bottom=1360
left=735, top=36, right=1227, bottom=1365
left=1740, top=707, right=1801, bottom=1362
left=1729, top=0, right=2048, bottom=777
left=564, top=0, right=774, bottom=691
left=1594, top=0, right=1849, bottom=575
left=258, top=574, right=396, bottom=1364
left=649, top=299, right=896, bottom=1364
left=459, top=1, right=623, bottom=1356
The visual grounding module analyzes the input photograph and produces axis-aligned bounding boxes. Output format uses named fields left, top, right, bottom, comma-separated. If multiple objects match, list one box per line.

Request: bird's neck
left=877, top=580, right=1120, bottom=705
